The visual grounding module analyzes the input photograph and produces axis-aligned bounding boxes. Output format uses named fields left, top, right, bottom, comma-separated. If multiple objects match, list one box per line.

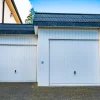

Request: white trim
left=50, top=84, right=100, bottom=86
left=38, top=26, right=99, bottom=29
left=0, top=44, right=37, bottom=46
left=34, top=26, right=38, bottom=35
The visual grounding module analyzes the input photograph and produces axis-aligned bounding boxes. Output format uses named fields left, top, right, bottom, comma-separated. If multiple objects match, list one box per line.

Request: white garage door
left=0, top=35, right=37, bottom=82
left=50, top=39, right=99, bottom=85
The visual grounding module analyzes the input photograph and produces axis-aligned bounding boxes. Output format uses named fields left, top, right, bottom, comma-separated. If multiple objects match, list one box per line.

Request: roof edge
left=0, top=24, right=34, bottom=34
left=35, top=12, right=100, bottom=15
left=11, top=0, right=22, bottom=23
left=33, top=21, right=100, bottom=28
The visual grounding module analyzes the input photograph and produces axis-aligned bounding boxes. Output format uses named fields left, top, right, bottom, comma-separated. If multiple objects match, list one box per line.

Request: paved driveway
left=0, top=83, right=100, bottom=100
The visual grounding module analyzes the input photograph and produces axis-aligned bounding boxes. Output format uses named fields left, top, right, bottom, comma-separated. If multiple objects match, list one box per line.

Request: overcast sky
left=30, top=0, right=100, bottom=14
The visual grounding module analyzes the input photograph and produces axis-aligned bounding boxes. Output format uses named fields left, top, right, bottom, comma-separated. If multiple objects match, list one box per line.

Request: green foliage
left=25, top=8, right=35, bottom=24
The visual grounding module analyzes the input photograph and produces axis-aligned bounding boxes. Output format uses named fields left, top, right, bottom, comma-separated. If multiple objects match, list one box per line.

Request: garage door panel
left=0, top=46, right=37, bottom=82
left=16, top=46, right=37, bottom=82
left=50, top=40, right=99, bottom=84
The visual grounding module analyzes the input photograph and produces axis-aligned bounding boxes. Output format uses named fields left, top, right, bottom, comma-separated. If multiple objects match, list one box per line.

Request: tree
left=25, top=8, right=35, bottom=24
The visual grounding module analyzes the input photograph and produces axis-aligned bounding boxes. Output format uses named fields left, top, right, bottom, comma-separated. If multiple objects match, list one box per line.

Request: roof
left=33, top=12, right=100, bottom=27
left=11, top=0, right=22, bottom=23
left=0, top=24, right=34, bottom=34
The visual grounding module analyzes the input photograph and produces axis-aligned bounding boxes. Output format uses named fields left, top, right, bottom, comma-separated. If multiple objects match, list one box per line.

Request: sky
left=14, top=0, right=32, bottom=23
left=14, top=0, right=100, bottom=23
left=29, top=0, right=100, bottom=14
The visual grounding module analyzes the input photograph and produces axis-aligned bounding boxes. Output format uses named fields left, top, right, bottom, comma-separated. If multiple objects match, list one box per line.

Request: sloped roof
left=5, top=0, right=22, bottom=23
left=33, top=12, right=100, bottom=27
left=11, top=0, right=22, bottom=23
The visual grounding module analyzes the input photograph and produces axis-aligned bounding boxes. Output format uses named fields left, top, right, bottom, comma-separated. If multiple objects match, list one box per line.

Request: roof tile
left=33, top=12, right=100, bottom=27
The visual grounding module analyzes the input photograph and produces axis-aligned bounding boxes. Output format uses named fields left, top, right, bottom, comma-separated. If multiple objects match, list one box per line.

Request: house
left=0, top=0, right=22, bottom=23
left=0, top=12, right=100, bottom=86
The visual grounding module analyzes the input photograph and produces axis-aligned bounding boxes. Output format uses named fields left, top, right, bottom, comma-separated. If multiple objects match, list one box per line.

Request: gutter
left=0, top=24, right=34, bottom=34
left=11, top=0, right=22, bottom=23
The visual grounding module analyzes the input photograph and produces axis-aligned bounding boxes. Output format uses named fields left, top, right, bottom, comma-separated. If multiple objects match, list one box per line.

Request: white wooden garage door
left=50, top=39, right=99, bottom=85
left=0, top=35, right=37, bottom=82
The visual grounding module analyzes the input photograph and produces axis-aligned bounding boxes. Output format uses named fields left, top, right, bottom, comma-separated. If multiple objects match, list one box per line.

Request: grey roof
left=33, top=12, right=100, bottom=27
left=0, top=24, right=34, bottom=34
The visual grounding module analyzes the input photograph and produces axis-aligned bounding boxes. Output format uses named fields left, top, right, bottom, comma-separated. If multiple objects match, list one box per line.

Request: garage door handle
left=15, top=70, right=16, bottom=73
left=74, top=71, right=76, bottom=75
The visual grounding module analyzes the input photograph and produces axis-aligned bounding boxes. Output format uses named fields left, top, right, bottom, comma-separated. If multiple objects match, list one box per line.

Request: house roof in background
left=5, top=0, right=22, bottom=23
left=33, top=12, right=100, bottom=27
left=11, top=0, right=22, bottom=23
left=0, top=24, right=34, bottom=34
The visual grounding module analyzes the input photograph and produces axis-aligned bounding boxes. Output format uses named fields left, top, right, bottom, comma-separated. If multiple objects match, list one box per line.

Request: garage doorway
left=0, top=35, right=37, bottom=82
left=50, top=39, right=99, bottom=85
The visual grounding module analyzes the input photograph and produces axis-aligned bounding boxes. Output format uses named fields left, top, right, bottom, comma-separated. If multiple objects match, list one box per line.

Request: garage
left=37, top=27, right=100, bottom=86
left=0, top=24, right=37, bottom=82
left=34, top=12, right=100, bottom=86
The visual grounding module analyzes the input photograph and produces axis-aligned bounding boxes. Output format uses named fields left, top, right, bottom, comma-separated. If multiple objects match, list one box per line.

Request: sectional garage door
left=50, top=39, right=99, bottom=85
left=0, top=35, right=37, bottom=82
left=47, top=28, right=100, bottom=86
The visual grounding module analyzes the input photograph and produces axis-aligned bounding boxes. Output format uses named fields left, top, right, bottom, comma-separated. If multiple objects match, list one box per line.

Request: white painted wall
left=4, top=2, right=16, bottom=23
left=37, top=28, right=99, bottom=86
left=0, top=1, right=17, bottom=23
left=0, top=35, right=37, bottom=45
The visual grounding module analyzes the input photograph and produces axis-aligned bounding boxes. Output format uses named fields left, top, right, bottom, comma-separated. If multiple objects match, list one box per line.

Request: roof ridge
left=35, top=12, right=100, bottom=15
